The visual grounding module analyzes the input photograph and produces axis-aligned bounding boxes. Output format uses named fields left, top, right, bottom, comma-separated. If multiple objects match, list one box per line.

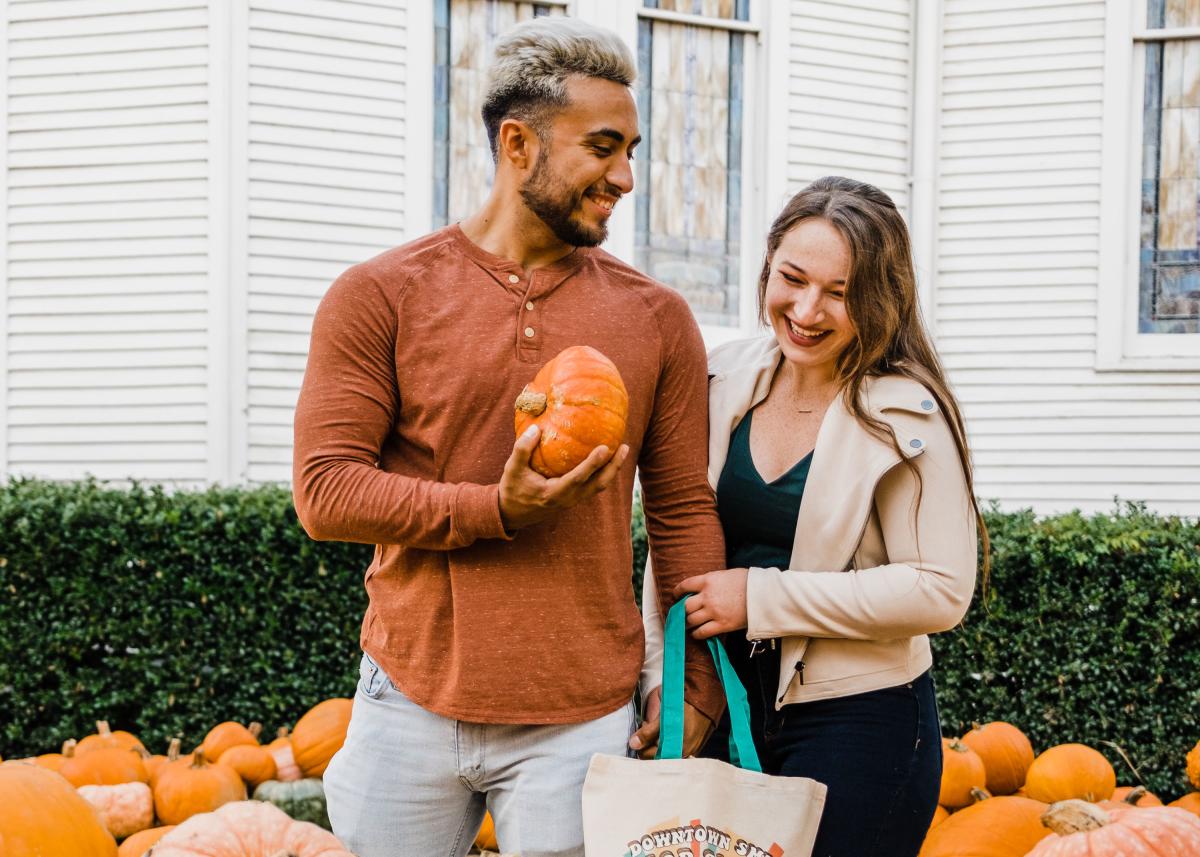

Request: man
left=293, top=16, right=724, bottom=857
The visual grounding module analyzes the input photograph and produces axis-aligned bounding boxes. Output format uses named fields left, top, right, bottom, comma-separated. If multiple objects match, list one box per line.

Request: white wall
left=935, top=0, right=1200, bottom=515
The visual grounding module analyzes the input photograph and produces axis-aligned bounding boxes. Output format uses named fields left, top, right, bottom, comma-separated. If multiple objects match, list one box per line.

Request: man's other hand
left=628, top=687, right=714, bottom=760
left=499, top=424, right=629, bottom=531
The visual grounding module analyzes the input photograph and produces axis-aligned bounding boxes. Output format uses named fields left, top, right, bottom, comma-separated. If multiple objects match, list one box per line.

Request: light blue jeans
left=323, top=653, right=637, bottom=857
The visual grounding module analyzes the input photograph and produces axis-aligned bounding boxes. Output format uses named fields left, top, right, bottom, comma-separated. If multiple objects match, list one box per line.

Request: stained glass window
left=636, top=0, right=750, bottom=327
left=434, top=0, right=565, bottom=227
left=1141, top=0, right=1200, bottom=333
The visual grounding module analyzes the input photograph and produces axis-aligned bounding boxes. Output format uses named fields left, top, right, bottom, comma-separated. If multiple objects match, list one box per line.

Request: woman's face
left=764, top=217, right=856, bottom=377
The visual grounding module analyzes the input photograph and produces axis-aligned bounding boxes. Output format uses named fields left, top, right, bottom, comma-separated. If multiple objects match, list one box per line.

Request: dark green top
left=716, top=408, right=812, bottom=572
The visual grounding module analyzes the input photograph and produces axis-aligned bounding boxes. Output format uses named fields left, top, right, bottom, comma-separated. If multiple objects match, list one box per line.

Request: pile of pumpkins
left=920, top=722, right=1200, bottom=856
left=1, top=699, right=359, bottom=856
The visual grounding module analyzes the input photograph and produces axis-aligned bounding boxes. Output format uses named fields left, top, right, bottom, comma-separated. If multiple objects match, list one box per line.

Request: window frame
left=1097, top=0, right=1200, bottom=370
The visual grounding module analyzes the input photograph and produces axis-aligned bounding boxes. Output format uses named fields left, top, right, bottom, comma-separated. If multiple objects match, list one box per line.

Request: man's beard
left=519, top=153, right=608, bottom=248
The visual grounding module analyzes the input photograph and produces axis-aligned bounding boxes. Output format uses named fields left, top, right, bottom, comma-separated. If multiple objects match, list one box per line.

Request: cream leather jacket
left=641, top=336, right=977, bottom=708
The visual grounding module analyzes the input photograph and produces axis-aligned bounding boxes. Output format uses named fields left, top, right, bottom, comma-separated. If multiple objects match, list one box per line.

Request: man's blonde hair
left=482, top=16, right=636, bottom=160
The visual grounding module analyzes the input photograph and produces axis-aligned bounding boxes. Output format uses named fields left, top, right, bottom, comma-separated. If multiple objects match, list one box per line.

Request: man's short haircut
left=482, top=16, right=637, bottom=161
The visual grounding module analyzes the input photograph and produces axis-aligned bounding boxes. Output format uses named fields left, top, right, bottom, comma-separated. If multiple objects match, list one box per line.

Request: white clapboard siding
left=245, top=0, right=410, bottom=483
left=937, top=0, right=1200, bottom=515
left=4, top=0, right=210, bottom=485
left=786, top=0, right=912, bottom=213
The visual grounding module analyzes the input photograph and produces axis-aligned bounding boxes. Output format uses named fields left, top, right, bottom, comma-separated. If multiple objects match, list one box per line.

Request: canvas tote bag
left=582, top=597, right=826, bottom=857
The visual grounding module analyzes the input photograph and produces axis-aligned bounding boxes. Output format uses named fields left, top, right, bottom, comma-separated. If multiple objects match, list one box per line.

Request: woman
left=631, top=176, right=988, bottom=857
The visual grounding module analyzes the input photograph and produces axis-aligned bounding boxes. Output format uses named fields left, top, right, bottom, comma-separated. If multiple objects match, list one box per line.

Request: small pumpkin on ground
left=961, top=721, right=1035, bottom=796
left=153, top=749, right=247, bottom=826
left=1023, top=744, right=1116, bottom=804
left=253, top=778, right=330, bottom=829
left=1108, top=785, right=1163, bottom=807
left=513, top=345, right=629, bottom=478
left=917, top=795, right=1050, bottom=857
left=144, top=800, right=354, bottom=857
left=219, top=744, right=277, bottom=789
left=78, top=781, right=155, bottom=840
left=200, top=722, right=262, bottom=763
left=61, top=742, right=151, bottom=788
left=291, top=699, right=352, bottom=779
left=118, top=826, right=175, bottom=857
left=77, top=721, right=147, bottom=757
left=0, top=760, right=118, bottom=856
left=938, top=737, right=987, bottom=809
left=1025, top=799, right=1200, bottom=856
left=475, top=810, right=499, bottom=850
left=1169, top=792, right=1200, bottom=817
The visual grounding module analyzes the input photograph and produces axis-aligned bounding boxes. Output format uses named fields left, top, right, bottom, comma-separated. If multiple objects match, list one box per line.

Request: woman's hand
left=673, top=568, right=750, bottom=639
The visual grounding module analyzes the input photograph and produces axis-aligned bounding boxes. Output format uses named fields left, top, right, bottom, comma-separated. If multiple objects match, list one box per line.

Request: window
left=635, top=1, right=753, bottom=328
left=1139, top=0, right=1200, bottom=335
left=434, top=0, right=567, bottom=227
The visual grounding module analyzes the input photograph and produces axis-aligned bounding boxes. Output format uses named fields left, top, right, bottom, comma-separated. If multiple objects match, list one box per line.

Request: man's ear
left=497, top=118, right=538, bottom=172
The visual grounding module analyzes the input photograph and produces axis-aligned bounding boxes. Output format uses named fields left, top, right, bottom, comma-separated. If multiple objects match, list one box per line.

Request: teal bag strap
left=656, top=595, right=762, bottom=772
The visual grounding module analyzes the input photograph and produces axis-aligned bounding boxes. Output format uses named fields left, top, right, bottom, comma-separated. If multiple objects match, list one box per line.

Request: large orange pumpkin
left=1188, top=739, right=1200, bottom=791
left=1025, top=799, right=1200, bottom=856
left=145, top=800, right=354, bottom=857
left=938, top=738, right=987, bottom=809
left=1024, top=744, right=1115, bottom=803
left=291, top=699, right=352, bottom=778
left=0, top=760, right=118, bottom=856
left=513, top=345, right=628, bottom=478
left=153, top=749, right=246, bottom=826
left=200, top=721, right=261, bottom=763
left=917, top=795, right=1050, bottom=857
left=961, top=721, right=1035, bottom=796
left=77, top=721, right=146, bottom=757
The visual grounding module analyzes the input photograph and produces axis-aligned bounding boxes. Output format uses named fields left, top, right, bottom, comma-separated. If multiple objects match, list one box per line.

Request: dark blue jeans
left=701, top=640, right=942, bottom=857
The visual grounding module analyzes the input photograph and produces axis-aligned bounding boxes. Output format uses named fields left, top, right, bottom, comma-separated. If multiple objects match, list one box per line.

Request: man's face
left=519, top=76, right=640, bottom=247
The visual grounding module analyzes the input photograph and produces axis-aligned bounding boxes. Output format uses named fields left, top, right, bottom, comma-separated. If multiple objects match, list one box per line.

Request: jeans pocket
left=358, top=651, right=392, bottom=700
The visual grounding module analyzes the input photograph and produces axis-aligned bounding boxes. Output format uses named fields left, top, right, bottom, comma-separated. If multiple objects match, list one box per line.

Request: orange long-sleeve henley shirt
left=293, top=224, right=726, bottom=724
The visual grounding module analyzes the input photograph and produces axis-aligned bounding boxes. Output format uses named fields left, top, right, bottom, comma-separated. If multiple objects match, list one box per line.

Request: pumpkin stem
left=1041, top=800, right=1111, bottom=835
left=1123, top=785, right=1148, bottom=805
left=514, top=389, right=548, bottom=417
left=167, top=737, right=181, bottom=762
left=969, top=787, right=990, bottom=803
left=249, top=721, right=263, bottom=740
left=277, top=726, right=290, bottom=739
left=191, top=749, right=210, bottom=769
left=62, top=738, right=77, bottom=758
left=948, top=739, right=970, bottom=753
left=96, top=720, right=111, bottom=737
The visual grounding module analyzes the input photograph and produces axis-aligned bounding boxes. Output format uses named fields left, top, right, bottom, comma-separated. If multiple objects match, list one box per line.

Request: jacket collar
left=707, top=337, right=935, bottom=572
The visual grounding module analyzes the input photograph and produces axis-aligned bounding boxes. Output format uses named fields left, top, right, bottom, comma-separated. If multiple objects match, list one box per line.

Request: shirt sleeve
left=636, top=296, right=728, bottom=725
left=292, top=265, right=511, bottom=550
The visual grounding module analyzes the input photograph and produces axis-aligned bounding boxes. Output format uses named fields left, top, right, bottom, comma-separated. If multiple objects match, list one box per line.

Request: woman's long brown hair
left=758, top=176, right=990, bottom=585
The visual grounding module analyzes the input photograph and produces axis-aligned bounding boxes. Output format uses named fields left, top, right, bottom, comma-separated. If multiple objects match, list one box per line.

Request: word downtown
left=626, top=823, right=782, bottom=857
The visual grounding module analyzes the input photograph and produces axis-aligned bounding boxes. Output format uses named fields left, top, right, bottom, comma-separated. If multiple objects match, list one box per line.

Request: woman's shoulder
left=706, top=335, right=777, bottom=379
left=859, top=372, right=940, bottom=418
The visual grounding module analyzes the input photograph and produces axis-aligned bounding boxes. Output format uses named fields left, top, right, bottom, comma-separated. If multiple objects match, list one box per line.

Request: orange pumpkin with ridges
left=514, top=345, right=628, bottom=478
left=0, top=760, right=118, bottom=856
left=1024, top=744, right=1115, bottom=804
left=199, top=722, right=261, bottom=763
left=77, top=721, right=146, bottom=757
left=938, top=738, right=987, bottom=809
left=153, top=749, right=246, bottom=826
left=61, top=743, right=150, bottom=788
left=217, top=744, right=277, bottom=789
left=918, top=795, right=1050, bottom=857
left=1025, top=800, right=1200, bottom=856
left=961, top=721, right=1035, bottom=796
left=291, top=699, right=352, bottom=779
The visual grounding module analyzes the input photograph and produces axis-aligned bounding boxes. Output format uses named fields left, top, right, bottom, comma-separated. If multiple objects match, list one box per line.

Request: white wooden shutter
left=245, top=0, right=410, bottom=483
left=786, top=0, right=912, bottom=212
left=5, top=0, right=211, bottom=483
left=937, top=0, right=1200, bottom=514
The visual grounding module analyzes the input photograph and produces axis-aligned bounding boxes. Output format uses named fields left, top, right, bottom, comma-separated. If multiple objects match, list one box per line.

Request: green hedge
left=2, top=479, right=1197, bottom=799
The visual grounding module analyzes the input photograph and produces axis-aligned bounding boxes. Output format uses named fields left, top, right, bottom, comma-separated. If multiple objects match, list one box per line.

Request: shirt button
left=524, top=327, right=535, bottom=338
left=526, top=301, right=535, bottom=311
left=508, top=274, right=520, bottom=284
